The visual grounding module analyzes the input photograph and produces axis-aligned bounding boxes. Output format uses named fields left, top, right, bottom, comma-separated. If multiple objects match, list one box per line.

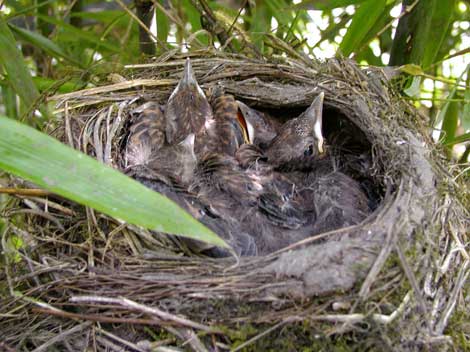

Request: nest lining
left=0, top=52, right=469, bottom=351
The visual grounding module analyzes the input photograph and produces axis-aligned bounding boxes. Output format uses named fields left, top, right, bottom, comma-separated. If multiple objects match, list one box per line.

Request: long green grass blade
left=389, top=0, right=437, bottom=66
left=0, top=116, right=227, bottom=248
left=440, top=100, right=459, bottom=146
left=32, top=76, right=82, bottom=94
left=422, top=0, right=456, bottom=68
left=438, top=64, right=470, bottom=151
left=462, top=68, right=470, bottom=131
left=338, top=0, right=386, bottom=57
left=0, top=16, right=40, bottom=122
left=250, top=2, right=269, bottom=51
left=156, top=0, right=169, bottom=46
left=444, top=132, right=470, bottom=147
left=1, top=84, right=18, bottom=119
left=9, top=24, right=84, bottom=68
left=37, top=14, right=121, bottom=53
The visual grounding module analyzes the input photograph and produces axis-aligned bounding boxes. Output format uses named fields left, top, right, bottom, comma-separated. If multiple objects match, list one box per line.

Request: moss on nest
left=0, top=51, right=468, bottom=351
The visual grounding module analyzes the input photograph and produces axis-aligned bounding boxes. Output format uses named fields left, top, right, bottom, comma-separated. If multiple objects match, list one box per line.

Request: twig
left=435, top=259, right=470, bottom=334
left=64, top=101, right=75, bottom=148
left=33, top=307, right=162, bottom=326
left=395, top=240, right=431, bottom=332
left=0, top=187, right=52, bottom=197
left=97, top=327, right=148, bottom=352
left=31, top=321, right=92, bottom=352
left=50, top=78, right=174, bottom=102
left=115, top=0, right=164, bottom=51
left=165, top=326, right=208, bottom=352
left=0, top=342, right=16, bottom=352
left=227, top=0, right=248, bottom=35
left=231, top=321, right=286, bottom=352
left=188, top=0, right=234, bottom=51
left=70, top=295, right=222, bottom=334
left=358, top=182, right=407, bottom=298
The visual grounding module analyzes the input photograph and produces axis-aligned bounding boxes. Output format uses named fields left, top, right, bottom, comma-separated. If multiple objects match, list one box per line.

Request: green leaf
left=462, top=69, right=470, bottom=131
left=439, top=99, right=459, bottom=145
left=32, top=76, right=83, bottom=94
left=250, top=1, right=269, bottom=51
left=422, top=0, right=456, bottom=68
left=444, top=132, right=470, bottom=147
left=0, top=15, right=41, bottom=122
left=71, top=10, right=127, bottom=25
left=438, top=64, right=470, bottom=148
left=1, top=84, right=18, bottom=119
left=156, top=0, right=170, bottom=46
left=0, top=116, right=227, bottom=249
left=8, top=23, right=84, bottom=68
left=389, top=0, right=438, bottom=66
left=36, top=14, right=121, bottom=53
left=294, top=0, right=368, bottom=10
left=400, top=64, right=424, bottom=76
left=338, top=0, right=386, bottom=57
left=403, top=76, right=421, bottom=97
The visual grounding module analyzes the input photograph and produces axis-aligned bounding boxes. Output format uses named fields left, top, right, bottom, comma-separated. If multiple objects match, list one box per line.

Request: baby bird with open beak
left=236, top=100, right=278, bottom=149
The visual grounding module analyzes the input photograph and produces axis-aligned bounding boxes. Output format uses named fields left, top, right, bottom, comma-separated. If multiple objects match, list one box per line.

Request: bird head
left=265, top=92, right=325, bottom=169
left=236, top=100, right=277, bottom=148
left=165, top=58, right=213, bottom=144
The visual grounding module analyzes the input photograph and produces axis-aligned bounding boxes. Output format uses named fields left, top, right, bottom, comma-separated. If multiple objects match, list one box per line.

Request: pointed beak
left=311, top=92, right=324, bottom=116
left=308, top=92, right=324, bottom=154
left=236, top=101, right=253, bottom=144
left=180, top=58, right=198, bottom=87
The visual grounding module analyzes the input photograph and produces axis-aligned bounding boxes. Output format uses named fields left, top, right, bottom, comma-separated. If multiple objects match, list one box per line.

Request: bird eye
left=304, top=144, right=314, bottom=157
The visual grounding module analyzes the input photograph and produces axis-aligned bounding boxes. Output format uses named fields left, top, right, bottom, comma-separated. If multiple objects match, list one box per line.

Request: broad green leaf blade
left=1, top=84, right=18, bottom=119
left=0, top=116, right=227, bottom=248
left=156, top=0, right=170, bottom=47
left=462, top=71, right=470, bottom=131
left=338, top=0, right=386, bottom=57
left=438, top=64, right=470, bottom=149
left=389, top=0, right=437, bottom=66
left=0, top=15, right=40, bottom=122
left=439, top=100, right=459, bottom=145
left=436, top=64, right=470, bottom=129
left=8, top=23, right=84, bottom=68
left=422, top=0, right=456, bottom=68
left=250, top=2, right=269, bottom=51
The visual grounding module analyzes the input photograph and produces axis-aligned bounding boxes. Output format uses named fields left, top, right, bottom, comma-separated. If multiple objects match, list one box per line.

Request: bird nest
left=1, top=52, right=469, bottom=351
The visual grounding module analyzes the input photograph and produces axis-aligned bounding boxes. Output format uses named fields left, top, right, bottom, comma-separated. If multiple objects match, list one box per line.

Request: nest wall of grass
left=1, top=52, right=469, bottom=350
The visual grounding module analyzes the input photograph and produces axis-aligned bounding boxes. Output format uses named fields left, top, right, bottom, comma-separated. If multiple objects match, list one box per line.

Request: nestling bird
left=127, top=133, right=197, bottom=188
left=237, top=100, right=278, bottom=149
left=265, top=92, right=325, bottom=170
left=207, top=92, right=247, bottom=156
left=125, top=102, right=166, bottom=168
left=164, top=58, right=215, bottom=148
